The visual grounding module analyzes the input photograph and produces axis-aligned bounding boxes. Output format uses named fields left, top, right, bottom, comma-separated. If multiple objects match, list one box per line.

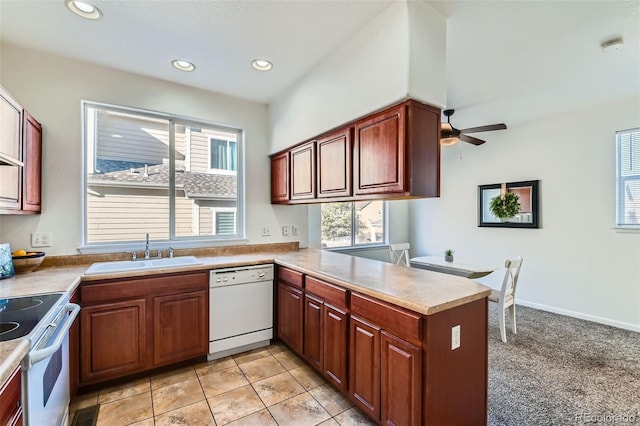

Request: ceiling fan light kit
left=440, top=109, right=507, bottom=146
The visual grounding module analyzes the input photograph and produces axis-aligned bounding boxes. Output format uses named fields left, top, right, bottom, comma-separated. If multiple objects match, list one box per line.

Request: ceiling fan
left=440, top=109, right=507, bottom=146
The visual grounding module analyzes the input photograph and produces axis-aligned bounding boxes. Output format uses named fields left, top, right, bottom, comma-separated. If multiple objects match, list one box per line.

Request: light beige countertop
left=275, top=249, right=491, bottom=316
left=0, top=246, right=490, bottom=390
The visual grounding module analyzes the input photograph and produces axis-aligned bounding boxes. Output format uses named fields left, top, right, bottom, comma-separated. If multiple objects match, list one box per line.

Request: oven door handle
left=25, top=303, right=81, bottom=367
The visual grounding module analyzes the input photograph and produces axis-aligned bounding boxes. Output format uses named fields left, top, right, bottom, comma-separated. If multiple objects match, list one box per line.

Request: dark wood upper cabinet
left=353, top=105, right=405, bottom=195
left=270, top=98, right=440, bottom=204
left=21, top=110, right=42, bottom=213
left=0, top=85, right=42, bottom=214
left=270, top=151, right=289, bottom=203
left=290, top=141, right=316, bottom=200
left=317, top=128, right=352, bottom=198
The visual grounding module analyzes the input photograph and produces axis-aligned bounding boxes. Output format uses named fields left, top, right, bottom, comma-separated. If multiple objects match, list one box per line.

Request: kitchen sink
left=85, top=256, right=203, bottom=275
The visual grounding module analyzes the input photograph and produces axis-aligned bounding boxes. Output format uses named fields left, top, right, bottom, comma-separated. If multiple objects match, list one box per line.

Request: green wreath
left=489, top=192, right=521, bottom=219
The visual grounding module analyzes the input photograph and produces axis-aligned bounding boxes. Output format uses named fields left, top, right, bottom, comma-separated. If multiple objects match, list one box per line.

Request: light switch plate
left=451, top=325, right=461, bottom=350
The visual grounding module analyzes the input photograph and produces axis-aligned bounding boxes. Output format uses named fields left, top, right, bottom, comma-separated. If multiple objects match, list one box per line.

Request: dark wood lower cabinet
left=0, top=367, right=22, bottom=426
left=322, top=304, right=348, bottom=392
left=81, top=299, right=147, bottom=384
left=348, top=316, right=381, bottom=421
left=79, top=272, right=208, bottom=386
left=275, top=267, right=489, bottom=426
left=153, top=290, right=208, bottom=366
left=303, top=294, right=323, bottom=370
left=277, top=283, right=303, bottom=354
left=381, top=331, right=422, bottom=426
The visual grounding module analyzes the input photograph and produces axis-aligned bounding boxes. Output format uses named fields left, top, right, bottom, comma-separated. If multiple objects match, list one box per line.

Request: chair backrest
left=389, top=243, right=410, bottom=266
left=500, top=257, right=523, bottom=299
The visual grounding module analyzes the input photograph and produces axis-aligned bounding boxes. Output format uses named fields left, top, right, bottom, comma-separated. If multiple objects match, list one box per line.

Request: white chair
left=489, top=257, right=523, bottom=343
left=389, top=243, right=410, bottom=266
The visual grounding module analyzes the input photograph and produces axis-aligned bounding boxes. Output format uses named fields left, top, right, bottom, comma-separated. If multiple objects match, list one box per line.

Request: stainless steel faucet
left=144, top=233, right=150, bottom=259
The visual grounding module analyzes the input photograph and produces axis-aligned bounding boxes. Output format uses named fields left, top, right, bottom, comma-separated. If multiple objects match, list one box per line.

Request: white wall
left=409, top=96, right=640, bottom=331
left=269, top=0, right=446, bottom=153
left=0, top=43, right=307, bottom=254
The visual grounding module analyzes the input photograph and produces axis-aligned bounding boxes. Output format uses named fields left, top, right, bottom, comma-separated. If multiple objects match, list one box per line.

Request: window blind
left=616, top=128, right=640, bottom=226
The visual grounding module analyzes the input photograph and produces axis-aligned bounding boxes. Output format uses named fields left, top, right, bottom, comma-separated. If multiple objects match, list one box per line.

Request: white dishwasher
left=208, top=264, right=274, bottom=360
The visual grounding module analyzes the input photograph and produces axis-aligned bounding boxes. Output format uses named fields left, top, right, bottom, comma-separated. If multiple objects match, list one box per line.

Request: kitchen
left=1, top=0, right=639, bottom=425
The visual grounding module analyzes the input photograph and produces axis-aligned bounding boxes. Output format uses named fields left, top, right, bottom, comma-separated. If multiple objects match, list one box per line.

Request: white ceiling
left=1, top=0, right=638, bottom=128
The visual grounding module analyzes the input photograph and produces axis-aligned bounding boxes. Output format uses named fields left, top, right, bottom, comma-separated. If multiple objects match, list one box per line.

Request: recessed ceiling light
left=601, top=37, right=624, bottom=52
left=251, top=59, right=273, bottom=71
left=65, top=0, right=102, bottom=20
left=172, top=59, right=196, bottom=72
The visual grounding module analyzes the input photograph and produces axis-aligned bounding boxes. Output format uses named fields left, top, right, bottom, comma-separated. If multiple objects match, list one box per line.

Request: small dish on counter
left=11, top=251, right=45, bottom=273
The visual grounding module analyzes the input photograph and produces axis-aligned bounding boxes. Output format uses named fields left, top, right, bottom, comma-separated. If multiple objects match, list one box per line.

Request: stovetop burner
left=0, top=293, right=65, bottom=341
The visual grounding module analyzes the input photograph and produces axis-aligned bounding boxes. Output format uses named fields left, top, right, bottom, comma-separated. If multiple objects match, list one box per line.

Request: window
left=616, top=128, right=640, bottom=227
left=321, top=201, right=386, bottom=248
left=210, top=137, right=237, bottom=172
left=82, top=101, right=244, bottom=247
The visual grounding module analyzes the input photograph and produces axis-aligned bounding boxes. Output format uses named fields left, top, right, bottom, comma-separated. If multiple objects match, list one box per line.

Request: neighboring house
left=86, top=109, right=237, bottom=242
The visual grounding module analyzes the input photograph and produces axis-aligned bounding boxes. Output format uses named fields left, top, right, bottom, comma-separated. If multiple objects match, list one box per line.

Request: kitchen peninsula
left=0, top=247, right=490, bottom=426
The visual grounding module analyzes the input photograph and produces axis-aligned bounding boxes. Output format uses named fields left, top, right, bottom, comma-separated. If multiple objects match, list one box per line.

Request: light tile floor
left=69, top=343, right=376, bottom=425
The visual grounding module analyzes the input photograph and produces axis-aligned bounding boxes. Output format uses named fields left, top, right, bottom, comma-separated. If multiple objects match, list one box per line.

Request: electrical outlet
left=261, top=227, right=271, bottom=237
left=282, top=225, right=289, bottom=236
left=451, top=325, right=461, bottom=350
left=31, top=232, right=52, bottom=247
left=292, top=225, right=298, bottom=236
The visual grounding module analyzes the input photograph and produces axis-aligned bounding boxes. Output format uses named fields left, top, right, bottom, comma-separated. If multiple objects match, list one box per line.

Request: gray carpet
left=488, top=304, right=640, bottom=425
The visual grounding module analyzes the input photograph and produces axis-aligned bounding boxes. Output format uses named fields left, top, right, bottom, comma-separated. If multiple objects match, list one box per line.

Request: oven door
left=22, top=303, right=80, bottom=426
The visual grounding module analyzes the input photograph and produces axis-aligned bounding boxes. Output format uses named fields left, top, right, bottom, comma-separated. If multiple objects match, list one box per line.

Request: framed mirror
left=478, top=180, right=540, bottom=228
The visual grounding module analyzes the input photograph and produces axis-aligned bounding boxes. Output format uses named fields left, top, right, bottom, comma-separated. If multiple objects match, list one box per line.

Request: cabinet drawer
left=305, top=276, right=348, bottom=309
left=351, top=293, right=421, bottom=342
left=278, top=266, right=303, bottom=288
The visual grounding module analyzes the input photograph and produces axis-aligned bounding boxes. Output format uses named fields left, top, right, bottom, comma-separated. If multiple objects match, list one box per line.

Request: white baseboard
left=517, top=299, right=640, bottom=333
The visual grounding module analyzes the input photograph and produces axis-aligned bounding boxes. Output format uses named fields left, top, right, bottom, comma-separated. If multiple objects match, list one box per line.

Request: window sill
left=614, top=227, right=640, bottom=234
left=324, top=244, right=389, bottom=252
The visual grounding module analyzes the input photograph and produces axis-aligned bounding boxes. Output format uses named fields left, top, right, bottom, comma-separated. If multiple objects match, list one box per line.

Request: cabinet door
left=303, top=294, right=323, bottom=370
left=153, top=289, right=208, bottom=366
left=317, top=129, right=351, bottom=198
left=381, top=331, right=422, bottom=426
left=277, top=283, right=303, bottom=353
left=271, top=152, right=289, bottom=203
left=0, top=87, right=22, bottom=211
left=290, top=141, right=315, bottom=200
left=353, top=105, right=406, bottom=195
left=348, top=316, right=380, bottom=421
left=323, top=304, right=348, bottom=392
left=21, top=111, right=41, bottom=212
left=81, top=299, right=146, bottom=384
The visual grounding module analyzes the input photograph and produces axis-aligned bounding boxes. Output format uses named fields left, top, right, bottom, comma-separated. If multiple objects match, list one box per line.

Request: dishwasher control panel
left=210, top=264, right=274, bottom=287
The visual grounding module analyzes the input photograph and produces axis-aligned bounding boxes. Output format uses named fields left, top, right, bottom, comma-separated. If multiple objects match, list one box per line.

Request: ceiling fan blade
left=459, top=134, right=486, bottom=146
left=460, top=123, right=507, bottom=134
